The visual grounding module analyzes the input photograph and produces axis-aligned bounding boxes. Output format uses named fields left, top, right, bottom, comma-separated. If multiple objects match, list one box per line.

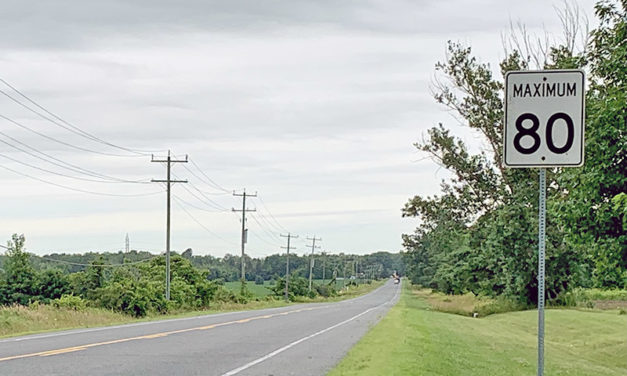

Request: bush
left=315, top=284, right=337, bottom=298
left=95, top=280, right=168, bottom=317
left=213, top=287, right=238, bottom=303
left=51, top=294, right=87, bottom=311
left=255, top=276, right=265, bottom=285
left=270, top=276, right=315, bottom=301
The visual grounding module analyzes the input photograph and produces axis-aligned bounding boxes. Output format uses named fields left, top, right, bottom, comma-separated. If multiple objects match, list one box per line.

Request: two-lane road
left=0, top=280, right=400, bottom=376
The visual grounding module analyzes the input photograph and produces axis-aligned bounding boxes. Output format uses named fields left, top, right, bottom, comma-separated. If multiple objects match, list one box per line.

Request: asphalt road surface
left=0, top=280, right=400, bottom=376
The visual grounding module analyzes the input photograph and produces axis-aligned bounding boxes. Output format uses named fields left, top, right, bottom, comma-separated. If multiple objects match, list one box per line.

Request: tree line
left=0, top=234, right=404, bottom=316
left=402, top=0, right=626, bottom=305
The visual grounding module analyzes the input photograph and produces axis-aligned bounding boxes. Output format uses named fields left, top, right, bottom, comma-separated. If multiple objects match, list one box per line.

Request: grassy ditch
left=411, top=288, right=527, bottom=317
left=328, top=283, right=627, bottom=376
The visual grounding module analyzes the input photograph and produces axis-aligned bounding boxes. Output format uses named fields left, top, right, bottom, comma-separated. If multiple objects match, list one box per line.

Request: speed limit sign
left=504, top=70, right=585, bottom=167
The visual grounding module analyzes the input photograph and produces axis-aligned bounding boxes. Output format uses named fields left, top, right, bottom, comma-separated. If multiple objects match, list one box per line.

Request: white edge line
left=220, top=282, right=401, bottom=376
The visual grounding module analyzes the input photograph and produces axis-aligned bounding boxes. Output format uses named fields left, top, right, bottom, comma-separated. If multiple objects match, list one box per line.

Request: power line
left=0, top=152, right=150, bottom=184
left=172, top=196, right=239, bottom=247
left=254, top=209, right=286, bottom=235
left=188, top=156, right=231, bottom=193
left=249, top=231, right=281, bottom=248
left=174, top=180, right=229, bottom=212
left=0, top=164, right=164, bottom=197
left=173, top=193, right=226, bottom=213
left=180, top=161, right=230, bottom=195
left=0, top=78, right=162, bottom=156
left=247, top=213, right=283, bottom=250
left=0, top=130, right=151, bottom=183
left=246, top=220, right=282, bottom=248
left=248, top=213, right=280, bottom=240
left=0, top=112, right=145, bottom=158
left=175, top=177, right=230, bottom=211
left=257, top=196, right=288, bottom=232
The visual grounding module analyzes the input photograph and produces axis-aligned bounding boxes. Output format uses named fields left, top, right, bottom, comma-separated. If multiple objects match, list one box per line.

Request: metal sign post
left=537, top=168, right=546, bottom=376
left=504, top=70, right=585, bottom=376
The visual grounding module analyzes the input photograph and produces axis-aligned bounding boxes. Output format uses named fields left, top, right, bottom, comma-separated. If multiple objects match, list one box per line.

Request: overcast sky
left=0, top=0, right=596, bottom=258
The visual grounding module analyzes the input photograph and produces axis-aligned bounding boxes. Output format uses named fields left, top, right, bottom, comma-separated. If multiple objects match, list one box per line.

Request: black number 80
left=513, top=112, right=575, bottom=155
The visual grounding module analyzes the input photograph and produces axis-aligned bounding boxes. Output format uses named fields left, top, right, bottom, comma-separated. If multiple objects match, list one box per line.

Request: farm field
left=223, top=281, right=275, bottom=297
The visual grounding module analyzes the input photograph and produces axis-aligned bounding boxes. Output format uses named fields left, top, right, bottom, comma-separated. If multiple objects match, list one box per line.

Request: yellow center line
left=39, top=347, right=87, bottom=357
left=0, top=306, right=322, bottom=363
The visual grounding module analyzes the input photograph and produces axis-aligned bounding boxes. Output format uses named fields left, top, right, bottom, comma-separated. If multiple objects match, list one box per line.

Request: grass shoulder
left=328, top=282, right=627, bottom=376
left=0, top=280, right=383, bottom=339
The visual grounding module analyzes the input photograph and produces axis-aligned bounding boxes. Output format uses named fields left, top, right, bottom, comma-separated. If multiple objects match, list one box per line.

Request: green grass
left=0, top=304, right=130, bottom=338
left=223, top=281, right=275, bottom=297
left=328, top=283, right=627, bottom=376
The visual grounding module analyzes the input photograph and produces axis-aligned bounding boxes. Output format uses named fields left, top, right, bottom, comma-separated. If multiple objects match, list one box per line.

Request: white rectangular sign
left=504, top=70, right=585, bottom=168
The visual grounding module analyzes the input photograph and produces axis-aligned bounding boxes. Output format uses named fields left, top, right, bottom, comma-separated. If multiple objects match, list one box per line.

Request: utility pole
left=321, top=252, right=326, bottom=283
left=280, top=233, right=298, bottom=302
left=306, top=236, right=321, bottom=291
left=232, top=189, right=256, bottom=282
left=151, top=150, right=187, bottom=301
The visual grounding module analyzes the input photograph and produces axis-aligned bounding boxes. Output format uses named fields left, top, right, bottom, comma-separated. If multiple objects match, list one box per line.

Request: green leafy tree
left=402, top=4, right=595, bottom=303
left=36, top=269, right=69, bottom=303
left=0, top=234, right=38, bottom=305
left=555, top=0, right=627, bottom=288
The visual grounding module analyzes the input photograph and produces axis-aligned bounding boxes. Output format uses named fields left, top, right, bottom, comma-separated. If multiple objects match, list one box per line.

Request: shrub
left=52, top=294, right=87, bottom=311
left=270, top=276, right=314, bottom=301
left=315, top=284, right=337, bottom=298
left=95, top=280, right=168, bottom=317
left=255, top=276, right=265, bottom=285
left=213, top=287, right=238, bottom=303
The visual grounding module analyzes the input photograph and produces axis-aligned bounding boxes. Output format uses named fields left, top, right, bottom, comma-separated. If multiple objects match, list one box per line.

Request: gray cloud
left=0, top=0, right=597, bottom=255
left=0, top=0, right=563, bottom=50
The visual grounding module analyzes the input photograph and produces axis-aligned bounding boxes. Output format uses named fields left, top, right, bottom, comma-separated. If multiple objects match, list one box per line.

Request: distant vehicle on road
left=391, top=271, right=400, bottom=284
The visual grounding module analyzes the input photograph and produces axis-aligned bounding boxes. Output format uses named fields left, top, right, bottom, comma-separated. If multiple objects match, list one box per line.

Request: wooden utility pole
left=151, top=150, right=187, bottom=301
left=280, top=233, right=298, bottom=302
left=306, top=236, right=321, bottom=291
left=232, top=190, right=256, bottom=282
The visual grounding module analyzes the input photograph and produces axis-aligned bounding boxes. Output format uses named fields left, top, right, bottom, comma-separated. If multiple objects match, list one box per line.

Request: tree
left=555, top=0, right=627, bottom=288
left=402, top=2, right=599, bottom=303
left=0, top=234, right=39, bottom=305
